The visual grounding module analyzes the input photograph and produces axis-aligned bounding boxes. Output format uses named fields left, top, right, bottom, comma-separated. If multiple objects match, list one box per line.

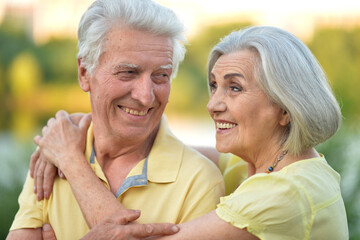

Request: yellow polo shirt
left=10, top=116, right=225, bottom=240
left=218, top=153, right=248, bottom=195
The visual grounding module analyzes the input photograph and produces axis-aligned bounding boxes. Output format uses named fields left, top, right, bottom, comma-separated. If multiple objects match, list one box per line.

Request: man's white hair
left=77, top=0, right=186, bottom=79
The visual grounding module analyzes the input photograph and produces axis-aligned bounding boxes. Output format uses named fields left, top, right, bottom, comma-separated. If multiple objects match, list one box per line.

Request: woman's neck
left=246, top=147, right=320, bottom=177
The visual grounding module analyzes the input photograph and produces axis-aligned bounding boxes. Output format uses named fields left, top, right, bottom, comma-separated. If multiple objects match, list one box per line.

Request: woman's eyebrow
left=224, top=73, right=245, bottom=80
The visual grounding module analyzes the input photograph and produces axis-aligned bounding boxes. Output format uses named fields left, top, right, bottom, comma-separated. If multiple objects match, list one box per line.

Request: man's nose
left=131, top=74, right=155, bottom=106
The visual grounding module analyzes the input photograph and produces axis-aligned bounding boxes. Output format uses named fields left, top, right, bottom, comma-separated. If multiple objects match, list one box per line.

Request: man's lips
left=118, top=105, right=151, bottom=116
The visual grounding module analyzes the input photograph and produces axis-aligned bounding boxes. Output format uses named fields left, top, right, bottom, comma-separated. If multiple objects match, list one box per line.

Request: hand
left=33, top=110, right=91, bottom=171
left=30, top=147, right=65, bottom=200
left=81, top=210, right=179, bottom=240
left=30, top=147, right=57, bottom=200
left=30, top=112, right=88, bottom=200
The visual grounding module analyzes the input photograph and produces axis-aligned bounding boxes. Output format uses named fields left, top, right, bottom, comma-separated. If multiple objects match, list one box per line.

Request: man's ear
left=279, top=109, right=290, bottom=126
left=77, top=58, right=90, bottom=92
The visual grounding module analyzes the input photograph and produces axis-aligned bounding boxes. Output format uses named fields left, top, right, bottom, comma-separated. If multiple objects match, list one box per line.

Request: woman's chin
left=215, top=143, right=232, bottom=154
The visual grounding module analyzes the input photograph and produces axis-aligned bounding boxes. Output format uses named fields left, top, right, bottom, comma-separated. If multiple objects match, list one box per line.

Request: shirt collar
left=84, top=115, right=184, bottom=184
left=147, top=115, right=183, bottom=183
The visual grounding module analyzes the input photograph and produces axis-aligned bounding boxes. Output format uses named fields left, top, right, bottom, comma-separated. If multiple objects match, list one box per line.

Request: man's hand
left=81, top=210, right=179, bottom=240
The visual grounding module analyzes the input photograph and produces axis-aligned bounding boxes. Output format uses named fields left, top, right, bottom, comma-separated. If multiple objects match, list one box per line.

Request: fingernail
left=44, top=192, right=48, bottom=198
left=171, top=225, right=179, bottom=233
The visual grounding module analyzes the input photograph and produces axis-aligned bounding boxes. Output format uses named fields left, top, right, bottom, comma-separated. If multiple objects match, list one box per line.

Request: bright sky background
left=155, top=0, right=360, bottom=39
left=3, top=0, right=360, bottom=39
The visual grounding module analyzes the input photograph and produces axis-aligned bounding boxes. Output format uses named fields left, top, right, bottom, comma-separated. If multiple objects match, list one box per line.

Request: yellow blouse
left=216, top=156, right=349, bottom=240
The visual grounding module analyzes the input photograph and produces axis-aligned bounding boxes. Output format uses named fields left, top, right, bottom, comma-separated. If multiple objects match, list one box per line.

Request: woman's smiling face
left=207, top=49, right=286, bottom=158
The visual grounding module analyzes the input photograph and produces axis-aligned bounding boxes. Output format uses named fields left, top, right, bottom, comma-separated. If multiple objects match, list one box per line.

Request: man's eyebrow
left=113, top=63, right=139, bottom=70
left=159, top=64, right=173, bottom=70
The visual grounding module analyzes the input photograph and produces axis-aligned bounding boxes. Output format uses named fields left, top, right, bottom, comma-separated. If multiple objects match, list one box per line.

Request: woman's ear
left=279, top=109, right=290, bottom=126
left=77, top=58, right=90, bottom=92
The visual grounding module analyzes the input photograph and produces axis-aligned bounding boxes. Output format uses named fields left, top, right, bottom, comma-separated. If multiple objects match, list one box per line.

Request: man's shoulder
left=182, top=145, right=217, bottom=166
left=179, top=145, right=223, bottom=182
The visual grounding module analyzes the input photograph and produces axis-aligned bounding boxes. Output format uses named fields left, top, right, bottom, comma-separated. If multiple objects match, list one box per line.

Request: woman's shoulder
left=217, top=155, right=343, bottom=229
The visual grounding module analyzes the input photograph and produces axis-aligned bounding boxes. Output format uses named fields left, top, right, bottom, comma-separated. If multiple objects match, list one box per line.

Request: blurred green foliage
left=0, top=14, right=359, bottom=239
left=309, top=27, right=360, bottom=125
left=167, top=22, right=251, bottom=117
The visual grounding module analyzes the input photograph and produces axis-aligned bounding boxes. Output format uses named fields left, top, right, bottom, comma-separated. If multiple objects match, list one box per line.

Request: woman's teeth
left=216, top=122, right=237, bottom=129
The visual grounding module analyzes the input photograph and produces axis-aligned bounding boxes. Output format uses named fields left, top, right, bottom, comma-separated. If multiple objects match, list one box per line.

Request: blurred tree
left=36, top=38, right=78, bottom=84
left=0, top=15, right=35, bottom=131
left=8, top=52, right=42, bottom=140
left=309, top=27, right=360, bottom=125
left=167, top=22, right=251, bottom=117
left=0, top=61, right=4, bottom=130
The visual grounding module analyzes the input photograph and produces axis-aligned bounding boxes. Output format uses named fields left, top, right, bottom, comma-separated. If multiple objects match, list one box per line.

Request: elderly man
left=7, top=0, right=224, bottom=239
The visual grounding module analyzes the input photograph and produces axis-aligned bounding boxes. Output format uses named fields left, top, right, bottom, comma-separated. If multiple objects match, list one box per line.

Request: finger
left=55, top=110, right=69, bottom=119
left=69, top=112, right=87, bottom=126
left=30, top=147, right=40, bottom=178
left=113, top=210, right=141, bottom=225
left=35, top=157, right=47, bottom=201
left=34, top=135, right=42, bottom=146
left=42, top=224, right=57, bottom=240
left=33, top=150, right=42, bottom=193
left=42, top=125, right=48, bottom=136
left=58, top=169, right=65, bottom=179
left=47, top=117, right=56, bottom=128
left=79, top=113, right=92, bottom=131
left=130, top=223, right=180, bottom=238
left=43, top=161, right=57, bottom=199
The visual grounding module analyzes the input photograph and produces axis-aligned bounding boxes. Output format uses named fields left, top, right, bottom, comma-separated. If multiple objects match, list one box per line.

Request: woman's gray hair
left=77, top=0, right=186, bottom=78
left=208, top=26, right=342, bottom=156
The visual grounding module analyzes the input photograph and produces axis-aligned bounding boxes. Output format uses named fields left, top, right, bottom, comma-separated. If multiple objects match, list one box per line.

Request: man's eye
left=153, top=73, right=170, bottom=83
left=209, top=82, right=217, bottom=92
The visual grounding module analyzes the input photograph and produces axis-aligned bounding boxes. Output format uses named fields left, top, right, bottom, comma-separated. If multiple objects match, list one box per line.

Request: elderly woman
left=31, top=26, right=348, bottom=239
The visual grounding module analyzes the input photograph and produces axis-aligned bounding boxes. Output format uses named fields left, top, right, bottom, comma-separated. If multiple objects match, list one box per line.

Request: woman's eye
left=230, top=86, right=242, bottom=92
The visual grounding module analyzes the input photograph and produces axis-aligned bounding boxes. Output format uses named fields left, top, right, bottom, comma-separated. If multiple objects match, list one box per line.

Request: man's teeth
left=216, top=122, right=237, bottom=129
left=120, top=107, right=148, bottom=116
